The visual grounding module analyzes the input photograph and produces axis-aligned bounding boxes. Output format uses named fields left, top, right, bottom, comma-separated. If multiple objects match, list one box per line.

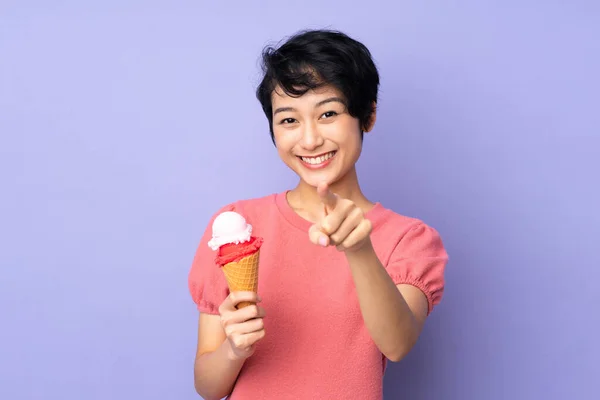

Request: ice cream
left=208, top=211, right=263, bottom=309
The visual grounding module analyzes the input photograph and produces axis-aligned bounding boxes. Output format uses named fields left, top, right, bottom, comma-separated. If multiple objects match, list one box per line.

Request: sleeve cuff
left=389, top=274, right=436, bottom=316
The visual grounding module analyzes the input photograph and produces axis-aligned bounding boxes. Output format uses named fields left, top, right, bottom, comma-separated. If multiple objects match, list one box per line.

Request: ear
left=363, top=102, right=377, bottom=132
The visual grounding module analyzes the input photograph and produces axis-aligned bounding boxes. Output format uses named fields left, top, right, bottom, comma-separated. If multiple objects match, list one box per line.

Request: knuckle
left=224, top=326, right=235, bottom=337
left=321, top=218, right=332, bottom=233
left=343, top=201, right=356, bottom=214
left=233, top=336, right=245, bottom=349
left=251, top=305, right=260, bottom=317
left=256, top=318, right=265, bottom=330
left=330, top=233, right=341, bottom=244
left=220, top=315, right=232, bottom=327
left=351, top=207, right=364, bottom=220
left=362, top=218, right=372, bottom=232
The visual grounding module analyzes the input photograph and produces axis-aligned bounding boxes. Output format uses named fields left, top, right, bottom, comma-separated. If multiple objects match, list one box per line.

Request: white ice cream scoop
left=207, top=211, right=253, bottom=250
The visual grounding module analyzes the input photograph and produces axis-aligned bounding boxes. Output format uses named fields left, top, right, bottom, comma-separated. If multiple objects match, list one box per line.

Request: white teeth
left=301, top=151, right=335, bottom=164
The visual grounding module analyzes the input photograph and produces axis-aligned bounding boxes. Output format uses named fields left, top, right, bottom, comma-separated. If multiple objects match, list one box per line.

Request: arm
left=310, top=183, right=440, bottom=362
left=193, top=292, right=266, bottom=400
left=193, top=314, right=244, bottom=400
left=345, top=240, right=428, bottom=362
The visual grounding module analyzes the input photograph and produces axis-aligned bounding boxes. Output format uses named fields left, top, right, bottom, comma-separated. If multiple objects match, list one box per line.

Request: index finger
left=317, top=182, right=338, bottom=212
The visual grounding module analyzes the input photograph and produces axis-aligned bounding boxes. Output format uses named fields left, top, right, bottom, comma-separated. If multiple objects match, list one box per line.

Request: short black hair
left=256, top=29, right=380, bottom=143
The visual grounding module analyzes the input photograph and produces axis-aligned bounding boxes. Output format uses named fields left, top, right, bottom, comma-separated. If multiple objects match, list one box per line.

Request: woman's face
left=271, top=84, right=373, bottom=188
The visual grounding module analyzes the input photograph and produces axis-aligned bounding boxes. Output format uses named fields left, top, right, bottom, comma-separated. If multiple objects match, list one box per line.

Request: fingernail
left=318, top=236, right=328, bottom=246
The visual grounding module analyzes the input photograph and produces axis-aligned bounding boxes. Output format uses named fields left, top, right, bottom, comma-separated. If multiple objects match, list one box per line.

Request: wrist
left=344, top=237, right=374, bottom=258
left=223, top=340, right=243, bottom=362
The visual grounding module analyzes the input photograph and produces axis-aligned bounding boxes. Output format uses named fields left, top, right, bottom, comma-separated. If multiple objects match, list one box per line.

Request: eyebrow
left=273, top=106, right=295, bottom=115
left=273, top=97, right=347, bottom=115
left=316, top=97, right=346, bottom=107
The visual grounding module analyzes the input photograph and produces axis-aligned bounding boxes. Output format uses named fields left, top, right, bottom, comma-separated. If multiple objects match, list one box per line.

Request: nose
left=299, top=121, right=324, bottom=150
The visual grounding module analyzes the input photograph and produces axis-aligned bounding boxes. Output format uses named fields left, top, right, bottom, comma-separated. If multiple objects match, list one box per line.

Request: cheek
left=274, top=129, right=299, bottom=151
left=345, top=140, right=363, bottom=164
left=277, top=146, right=290, bottom=162
left=273, top=135, right=296, bottom=162
left=328, top=121, right=362, bottom=151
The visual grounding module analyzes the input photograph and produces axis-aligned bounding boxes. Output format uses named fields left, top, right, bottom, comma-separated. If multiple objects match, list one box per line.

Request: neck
left=287, top=167, right=374, bottom=223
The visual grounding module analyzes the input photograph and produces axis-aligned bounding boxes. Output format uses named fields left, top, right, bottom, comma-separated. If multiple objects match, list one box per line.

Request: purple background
left=1, top=1, right=599, bottom=399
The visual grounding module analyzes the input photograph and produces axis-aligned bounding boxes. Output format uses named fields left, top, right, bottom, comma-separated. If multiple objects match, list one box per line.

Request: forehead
left=271, top=84, right=345, bottom=107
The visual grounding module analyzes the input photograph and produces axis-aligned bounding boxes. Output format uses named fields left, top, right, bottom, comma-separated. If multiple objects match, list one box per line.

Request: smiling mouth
left=298, top=151, right=337, bottom=165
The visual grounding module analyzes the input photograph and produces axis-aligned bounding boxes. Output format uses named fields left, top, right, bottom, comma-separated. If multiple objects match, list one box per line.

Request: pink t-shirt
left=188, top=192, right=448, bottom=399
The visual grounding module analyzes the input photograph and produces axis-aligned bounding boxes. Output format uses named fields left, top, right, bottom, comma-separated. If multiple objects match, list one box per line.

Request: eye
left=280, top=118, right=297, bottom=124
left=321, top=111, right=338, bottom=119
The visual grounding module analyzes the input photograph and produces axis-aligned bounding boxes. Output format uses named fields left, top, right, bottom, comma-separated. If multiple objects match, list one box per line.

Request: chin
left=302, top=175, right=331, bottom=188
left=299, top=167, right=346, bottom=188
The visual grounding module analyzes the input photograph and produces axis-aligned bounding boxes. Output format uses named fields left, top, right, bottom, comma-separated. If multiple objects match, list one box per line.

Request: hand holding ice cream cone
left=217, top=291, right=266, bottom=361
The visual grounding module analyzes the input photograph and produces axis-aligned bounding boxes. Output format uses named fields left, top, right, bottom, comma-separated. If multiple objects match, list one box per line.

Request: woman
left=188, top=29, right=448, bottom=399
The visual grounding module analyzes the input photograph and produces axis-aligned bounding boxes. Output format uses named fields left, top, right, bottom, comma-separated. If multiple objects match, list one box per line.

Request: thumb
left=309, top=223, right=329, bottom=247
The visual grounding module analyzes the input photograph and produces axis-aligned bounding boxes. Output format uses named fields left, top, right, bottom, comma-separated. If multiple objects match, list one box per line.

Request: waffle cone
left=221, top=251, right=260, bottom=309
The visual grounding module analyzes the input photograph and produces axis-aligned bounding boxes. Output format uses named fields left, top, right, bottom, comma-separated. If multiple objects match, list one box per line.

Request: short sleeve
left=187, top=203, right=236, bottom=314
left=385, top=223, right=448, bottom=315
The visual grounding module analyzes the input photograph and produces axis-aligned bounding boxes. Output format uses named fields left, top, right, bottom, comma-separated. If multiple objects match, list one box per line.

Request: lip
left=297, top=151, right=334, bottom=158
left=297, top=151, right=337, bottom=170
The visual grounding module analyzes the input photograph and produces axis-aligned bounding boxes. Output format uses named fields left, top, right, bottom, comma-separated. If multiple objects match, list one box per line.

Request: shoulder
left=369, top=204, right=447, bottom=261
left=370, top=204, right=440, bottom=242
left=231, top=192, right=278, bottom=213
left=208, top=192, right=279, bottom=225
